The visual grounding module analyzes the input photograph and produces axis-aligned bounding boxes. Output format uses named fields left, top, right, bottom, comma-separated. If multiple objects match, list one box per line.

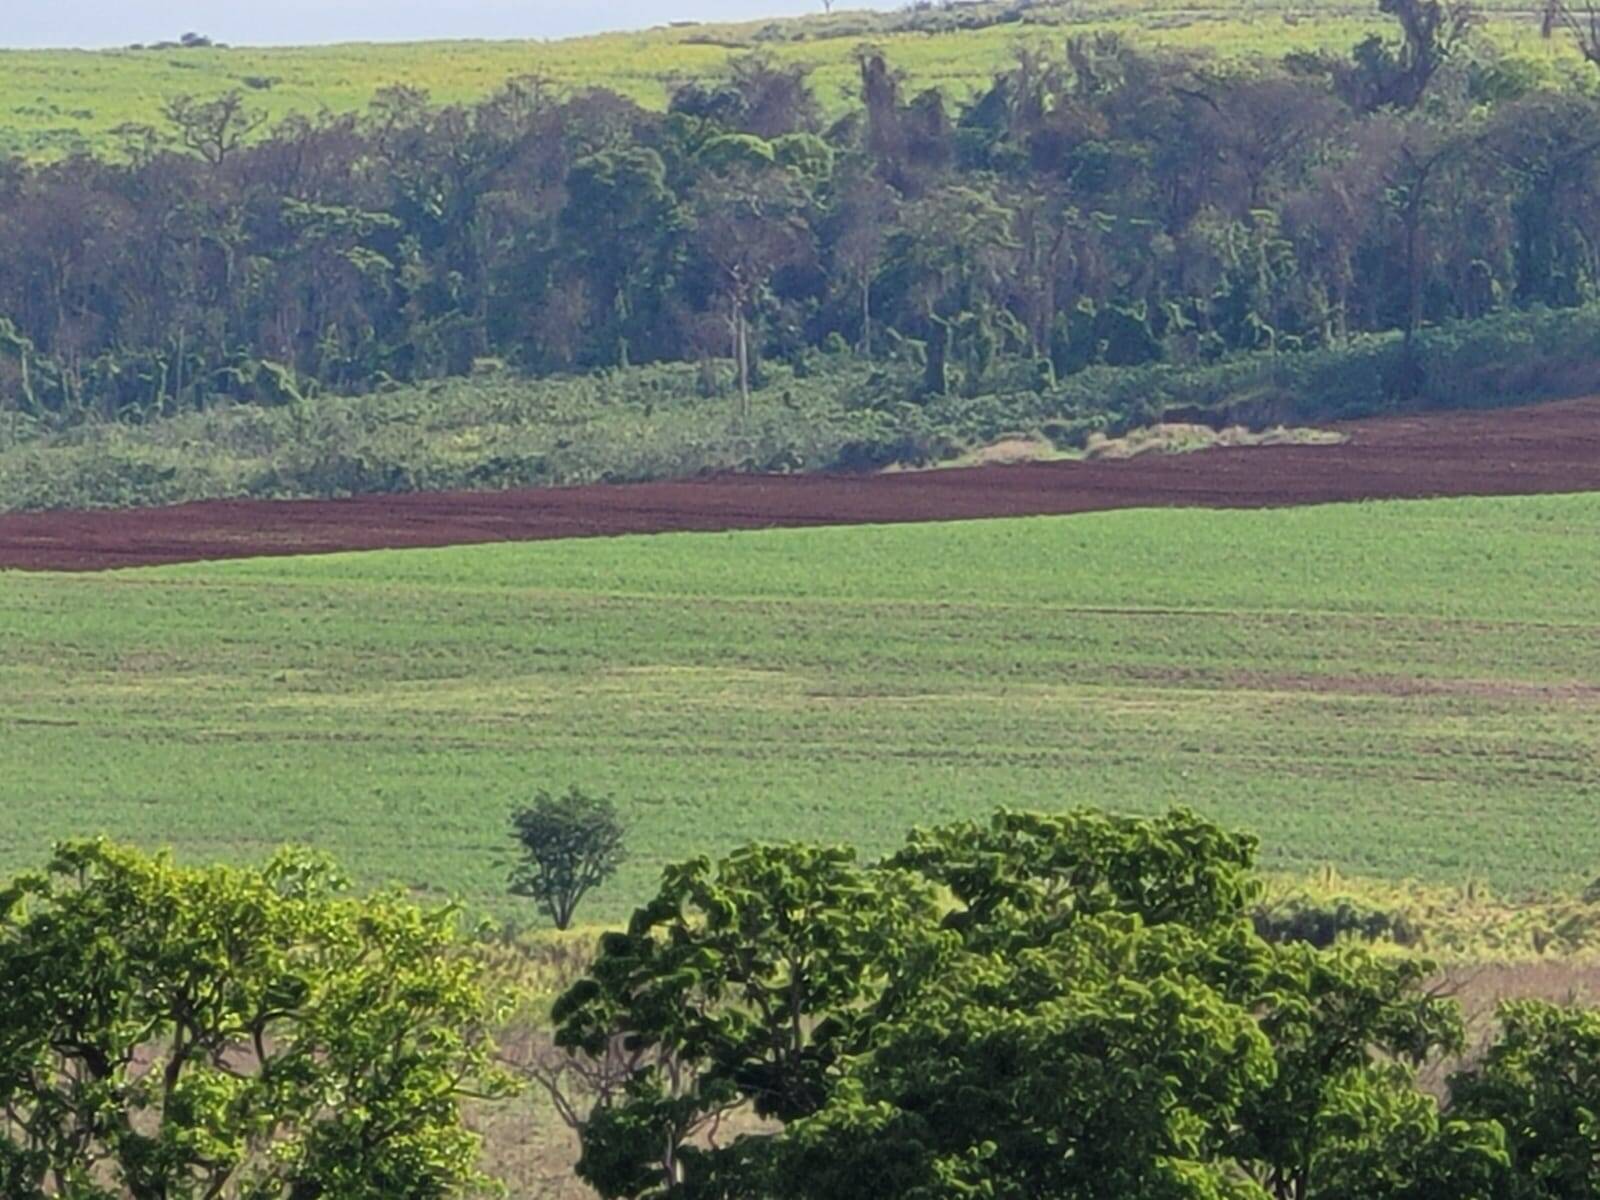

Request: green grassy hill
left=5, top=493, right=1599, bottom=920
left=0, top=0, right=1584, bottom=158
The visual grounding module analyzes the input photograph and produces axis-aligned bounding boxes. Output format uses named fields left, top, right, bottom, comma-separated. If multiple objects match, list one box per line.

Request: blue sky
left=6, top=1, right=899, bottom=49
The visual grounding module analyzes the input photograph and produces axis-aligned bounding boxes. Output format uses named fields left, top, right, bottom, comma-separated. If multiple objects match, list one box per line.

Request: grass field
left=0, top=1, right=1587, bottom=158
left=4, top=492, right=1599, bottom=920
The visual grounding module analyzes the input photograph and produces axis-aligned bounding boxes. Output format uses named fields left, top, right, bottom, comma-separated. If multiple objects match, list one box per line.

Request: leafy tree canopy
left=510, top=786, right=628, bottom=930
left=552, top=807, right=1514, bottom=1200
left=0, top=839, right=509, bottom=1200
left=1449, top=1000, right=1600, bottom=1199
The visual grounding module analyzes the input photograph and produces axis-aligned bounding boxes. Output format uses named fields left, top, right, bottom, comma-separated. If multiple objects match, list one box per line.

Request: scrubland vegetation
left=5, top=303, right=1599, bottom=512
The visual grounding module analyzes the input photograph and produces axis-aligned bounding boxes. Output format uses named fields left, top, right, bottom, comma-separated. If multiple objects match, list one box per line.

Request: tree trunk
left=924, top=313, right=950, bottom=397
left=860, top=274, right=873, bottom=360
left=1401, top=203, right=1422, bottom=400
left=173, top=325, right=185, bottom=414
left=735, top=297, right=751, bottom=418
left=19, top=345, right=33, bottom=414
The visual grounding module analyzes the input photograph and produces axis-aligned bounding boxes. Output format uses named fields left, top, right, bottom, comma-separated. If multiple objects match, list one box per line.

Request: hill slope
left=0, top=0, right=1579, bottom=157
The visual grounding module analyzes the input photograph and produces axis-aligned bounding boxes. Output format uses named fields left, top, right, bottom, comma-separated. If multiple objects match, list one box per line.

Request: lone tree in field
left=510, top=787, right=627, bottom=930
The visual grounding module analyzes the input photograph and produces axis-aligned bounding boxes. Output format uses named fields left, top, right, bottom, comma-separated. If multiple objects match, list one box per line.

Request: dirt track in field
left=4, top=397, right=1600, bottom=572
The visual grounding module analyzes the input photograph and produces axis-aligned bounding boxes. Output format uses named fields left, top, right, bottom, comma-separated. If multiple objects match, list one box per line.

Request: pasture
left=0, top=0, right=1587, bottom=158
left=3, top=492, right=1598, bottom=919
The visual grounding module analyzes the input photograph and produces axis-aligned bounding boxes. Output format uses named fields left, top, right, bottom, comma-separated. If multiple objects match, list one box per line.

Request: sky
left=5, top=1, right=901, bottom=49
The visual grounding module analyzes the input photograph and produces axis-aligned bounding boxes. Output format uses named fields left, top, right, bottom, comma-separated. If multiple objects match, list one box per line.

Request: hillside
left=0, top=0, right=1583, bottom=158
left=6, top=5, right=1600, bottom=1196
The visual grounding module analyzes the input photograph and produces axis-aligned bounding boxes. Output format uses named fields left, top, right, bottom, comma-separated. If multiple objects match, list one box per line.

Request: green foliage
left=553, top=843, right=938, bottom=1194
left=1450, top=1002, right=1600, bottom=1197
left=252, top=360, right=304, bottom=407
left=0, top=839, right=508, bottom=1199
left=782, top=917, right=1281, bottom=1200
left=771, top=132, right=834, bottom=182
left=891, top=807, right=1262, bottom=946
left=3, top=5, right=1600, bottom=493
left=510, top=787, right=628, bottom=930
left=0, top=361, right=884, bottom=511
left=697, top=133, right=776, bottom=174
left=1231, top=948, right=1472, bottom=1199
left=552, top=807, right=1512, bottom=1200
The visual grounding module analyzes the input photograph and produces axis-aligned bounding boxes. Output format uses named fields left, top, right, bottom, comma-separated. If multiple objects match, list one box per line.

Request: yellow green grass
left=1, top=3, right=1590, bottom=158
left=3, top=493, right=1599, bottom=919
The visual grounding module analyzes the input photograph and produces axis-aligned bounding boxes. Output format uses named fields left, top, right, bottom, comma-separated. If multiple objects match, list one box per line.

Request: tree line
left=3, top=0, right=1600, bottom=429
left=5, top=809, right=1599, bottom=1198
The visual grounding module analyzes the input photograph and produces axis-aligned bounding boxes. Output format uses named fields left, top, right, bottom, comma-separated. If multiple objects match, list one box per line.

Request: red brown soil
left=5, top=397, right=1600, bottom=573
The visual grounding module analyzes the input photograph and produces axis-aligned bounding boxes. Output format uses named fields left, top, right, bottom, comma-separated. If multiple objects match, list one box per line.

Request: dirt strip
left=4, top=397, right=1600, bottom=572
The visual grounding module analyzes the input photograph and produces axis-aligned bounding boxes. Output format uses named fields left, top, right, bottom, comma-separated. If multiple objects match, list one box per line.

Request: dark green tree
left=551, top=807, right=1508, bottom=1200
left=552, top=842, right=936, bottom=1196
left=559, top=147, right=687, bottom=367
left=881, top=184, right=1019, bottom=396
left=1229, top=947, right=1503, bottom=1199
left=510, top=786, right=628, bottom=930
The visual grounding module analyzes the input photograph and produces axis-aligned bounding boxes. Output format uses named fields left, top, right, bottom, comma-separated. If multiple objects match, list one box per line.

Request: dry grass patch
left=1084, top=423, right=1347, bottom=460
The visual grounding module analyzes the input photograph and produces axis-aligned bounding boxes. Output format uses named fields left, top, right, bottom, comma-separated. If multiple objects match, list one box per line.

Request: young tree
left=509, top=786, right=627, bottom=930
left=0, top=839, right=507, bottom=1200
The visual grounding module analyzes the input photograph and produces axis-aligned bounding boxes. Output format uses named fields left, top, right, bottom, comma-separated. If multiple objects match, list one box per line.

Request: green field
left=0, top=1, right=1585, bottom=158
left=4, top=493, right=1599, bottom=919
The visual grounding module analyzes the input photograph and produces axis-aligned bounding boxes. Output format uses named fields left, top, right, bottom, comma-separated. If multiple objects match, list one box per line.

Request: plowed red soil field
left=5, top=397, right=1600, bottom=572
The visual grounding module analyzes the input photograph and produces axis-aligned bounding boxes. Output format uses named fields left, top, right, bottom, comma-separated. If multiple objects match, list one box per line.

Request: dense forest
left=2, top=0, right=1599, bottom=428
